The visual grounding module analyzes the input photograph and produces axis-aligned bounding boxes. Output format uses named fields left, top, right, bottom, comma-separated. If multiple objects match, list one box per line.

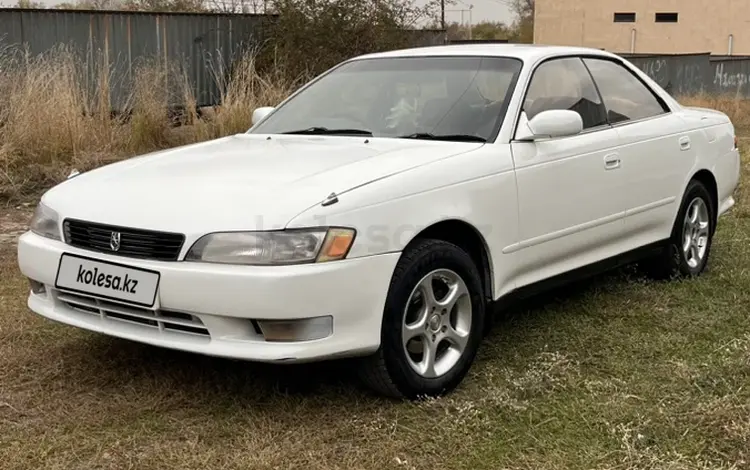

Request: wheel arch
left=402, top=219, right=494, bottom=301
left=690, top=169, right=719, bottom=232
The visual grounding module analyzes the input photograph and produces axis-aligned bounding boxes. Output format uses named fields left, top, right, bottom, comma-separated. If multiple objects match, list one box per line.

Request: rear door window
left=583, top=58, right=669, bottom=124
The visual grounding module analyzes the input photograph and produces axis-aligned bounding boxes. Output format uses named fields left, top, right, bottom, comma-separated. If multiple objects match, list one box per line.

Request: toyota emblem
left=110, top=232, right=121, bottom=252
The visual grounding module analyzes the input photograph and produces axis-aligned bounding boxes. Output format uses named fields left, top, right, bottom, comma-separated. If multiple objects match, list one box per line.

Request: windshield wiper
left=399, top=133, right=487, bottom=143
left=283, top=126, right=373, bottom=136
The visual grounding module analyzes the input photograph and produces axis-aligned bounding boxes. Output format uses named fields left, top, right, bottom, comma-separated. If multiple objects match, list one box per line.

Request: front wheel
left=359, top=239, right=485, bottom=399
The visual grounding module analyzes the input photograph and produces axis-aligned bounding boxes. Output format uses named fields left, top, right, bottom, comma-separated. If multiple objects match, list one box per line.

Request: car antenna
left=321, top=192, right=339, bottom=207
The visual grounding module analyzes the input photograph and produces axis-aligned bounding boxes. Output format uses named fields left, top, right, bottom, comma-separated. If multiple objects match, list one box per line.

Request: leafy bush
left=266, top=0, right=439, bottom=78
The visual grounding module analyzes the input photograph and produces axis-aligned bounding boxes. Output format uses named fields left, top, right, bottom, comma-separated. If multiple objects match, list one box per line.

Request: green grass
left=1, top=148, right=749, bottom=469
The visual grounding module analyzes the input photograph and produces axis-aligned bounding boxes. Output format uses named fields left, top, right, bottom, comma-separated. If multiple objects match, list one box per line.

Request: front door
left=510, top=57, right=628, bottom=288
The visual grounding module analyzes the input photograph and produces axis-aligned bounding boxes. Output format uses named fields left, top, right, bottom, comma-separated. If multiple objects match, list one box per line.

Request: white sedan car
left=18, top=45, right=740, bottom=399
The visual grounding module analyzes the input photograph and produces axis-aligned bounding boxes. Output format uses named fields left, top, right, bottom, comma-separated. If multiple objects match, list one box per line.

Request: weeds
left=0, top=45, right=294, bottom=201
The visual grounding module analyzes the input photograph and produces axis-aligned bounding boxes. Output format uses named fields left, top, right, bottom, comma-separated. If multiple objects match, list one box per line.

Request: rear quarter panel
left=677, top=108, right=740, bottom=216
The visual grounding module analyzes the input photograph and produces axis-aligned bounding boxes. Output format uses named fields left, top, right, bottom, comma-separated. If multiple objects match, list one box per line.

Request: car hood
left=44, top=133, right=483, bottom=236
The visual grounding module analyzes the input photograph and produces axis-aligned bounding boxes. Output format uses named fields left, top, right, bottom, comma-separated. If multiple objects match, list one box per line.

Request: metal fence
left=0, top=8, right=275, bottom=109
left=5, top=7, right=748, bottom=107
left=0, top=9, right=455, bottom=109
left=619, top=52, right=750, bottom=98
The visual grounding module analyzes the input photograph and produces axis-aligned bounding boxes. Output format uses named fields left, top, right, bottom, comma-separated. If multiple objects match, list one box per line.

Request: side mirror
left=516, top=109, right=583, bottom=141
left=251, top=106, right=274, bottom=126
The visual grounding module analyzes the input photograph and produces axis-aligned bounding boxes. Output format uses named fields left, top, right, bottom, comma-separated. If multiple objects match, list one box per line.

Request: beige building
left=534, top=0, right=750, bottom=55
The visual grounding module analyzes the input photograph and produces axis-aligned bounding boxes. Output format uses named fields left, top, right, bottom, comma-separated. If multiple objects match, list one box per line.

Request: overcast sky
left=439, top=0, right=514, bottom=25
left=12, top=0, right=514, bottom=24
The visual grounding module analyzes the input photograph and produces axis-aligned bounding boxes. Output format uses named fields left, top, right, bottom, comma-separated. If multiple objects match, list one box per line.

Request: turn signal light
left=317, top=228, right=355, bottom=262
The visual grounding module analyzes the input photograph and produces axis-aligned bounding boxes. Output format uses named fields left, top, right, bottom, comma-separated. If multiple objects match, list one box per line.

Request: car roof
left=354, top=43, right=620, bottom=64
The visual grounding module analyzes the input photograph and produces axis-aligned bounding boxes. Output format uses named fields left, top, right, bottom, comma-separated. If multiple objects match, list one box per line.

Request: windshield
left=250, top=56, right=523, bottom=142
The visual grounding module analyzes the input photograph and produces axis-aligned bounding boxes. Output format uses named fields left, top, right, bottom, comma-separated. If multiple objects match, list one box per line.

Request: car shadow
left=56, top=265, right=640, bottom=403
left=487, top=264, right=638, bottom=332
left=66, top=334, right=365, bottom=398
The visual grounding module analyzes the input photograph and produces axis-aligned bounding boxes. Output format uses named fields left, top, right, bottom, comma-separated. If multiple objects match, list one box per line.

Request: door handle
left=604, top=154, right=621, bottom=170
left=679, top=136, right=691, bottom=151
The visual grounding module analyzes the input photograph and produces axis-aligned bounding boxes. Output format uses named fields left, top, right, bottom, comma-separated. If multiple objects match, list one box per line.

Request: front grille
left=57, top=291, right=210, bottom=337
left=63, top=219, right=185, bottom=261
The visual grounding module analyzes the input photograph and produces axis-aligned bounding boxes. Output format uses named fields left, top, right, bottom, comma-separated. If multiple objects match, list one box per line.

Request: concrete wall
left=535, top=0, right=749, bottom=55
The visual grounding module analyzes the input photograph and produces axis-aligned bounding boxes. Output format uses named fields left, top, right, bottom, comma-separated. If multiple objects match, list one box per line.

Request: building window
left=655, top=12, right=678, bottom=23
left=614, top=12, right=636, bottom=23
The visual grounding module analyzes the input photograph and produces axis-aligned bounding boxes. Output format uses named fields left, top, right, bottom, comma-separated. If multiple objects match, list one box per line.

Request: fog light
left=28, top=279, right=46, bottom=295
left=257, top=316, right=333, bottom=342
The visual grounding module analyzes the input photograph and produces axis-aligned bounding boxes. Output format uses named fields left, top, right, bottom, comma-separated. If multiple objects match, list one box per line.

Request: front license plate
left=55, top=253, right=160, bottom=307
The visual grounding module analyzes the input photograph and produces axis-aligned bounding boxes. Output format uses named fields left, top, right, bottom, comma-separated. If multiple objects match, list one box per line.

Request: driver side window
left=524, top=58, right=608, bottom=130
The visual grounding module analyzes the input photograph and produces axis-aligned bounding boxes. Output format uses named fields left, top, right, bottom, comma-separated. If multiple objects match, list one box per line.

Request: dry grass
left=0, top=47, right=124, bottom=195
left=0, top=46, right=294, bottom=201
left=198, top=52, right=295, bottom=140
left=2, top=152, right=750, bottom=468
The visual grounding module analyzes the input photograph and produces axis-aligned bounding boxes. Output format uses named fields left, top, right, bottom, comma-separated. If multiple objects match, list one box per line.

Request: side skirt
left=484, top=239, right=669, bottom=333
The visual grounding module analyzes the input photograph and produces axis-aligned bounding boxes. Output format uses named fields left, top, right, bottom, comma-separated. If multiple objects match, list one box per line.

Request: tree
left=205, top=0, right=267, bottom=13
left=266, top=0, right=440, bottom=79
left=120, top=0, right=206, bottom=11
left=445, top=21, right=511, bottom=42
left=53, top=0, right=200, bottom=9
left=471, top=21, right=512, bottom=41
left=15, top=0, right=46, bottom=7
left=445, top=21, right=469, bottom=41
left=510, top=0, right=533, bottom=43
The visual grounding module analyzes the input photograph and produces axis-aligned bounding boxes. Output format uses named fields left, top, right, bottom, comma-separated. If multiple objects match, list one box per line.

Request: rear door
left=510, top=57, right=628, bottom=288
left=582, top=57, right=694, bottom=247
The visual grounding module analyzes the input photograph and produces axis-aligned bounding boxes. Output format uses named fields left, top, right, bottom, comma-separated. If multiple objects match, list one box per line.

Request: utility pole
left=441, top=0, right=445, bottom=30
left=468, top=5, right=473, bottom=39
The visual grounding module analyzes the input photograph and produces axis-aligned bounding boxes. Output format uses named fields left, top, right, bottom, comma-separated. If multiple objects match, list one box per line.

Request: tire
left=642, top=179, right=715, bottom=279
left=358, top=238, right=485, bottom=399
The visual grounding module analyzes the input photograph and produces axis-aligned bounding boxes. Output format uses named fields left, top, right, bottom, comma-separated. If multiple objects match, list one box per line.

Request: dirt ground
left=0, top=205, right=32, bottom=246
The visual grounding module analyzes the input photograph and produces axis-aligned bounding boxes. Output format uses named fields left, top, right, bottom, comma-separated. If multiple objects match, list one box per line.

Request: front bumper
left=17, top=231, right=399, bottom=363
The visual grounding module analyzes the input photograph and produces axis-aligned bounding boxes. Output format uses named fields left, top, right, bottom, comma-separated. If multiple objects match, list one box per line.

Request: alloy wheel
left=401, top=269, right=472, bottom=379
left=682, top=196, right=710, bottom=269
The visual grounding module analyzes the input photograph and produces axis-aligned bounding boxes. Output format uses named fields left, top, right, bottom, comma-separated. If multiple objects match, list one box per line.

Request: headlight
left=29, top=202, right=61, bottom=241
left=185, top=228, right=356, bottom=265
